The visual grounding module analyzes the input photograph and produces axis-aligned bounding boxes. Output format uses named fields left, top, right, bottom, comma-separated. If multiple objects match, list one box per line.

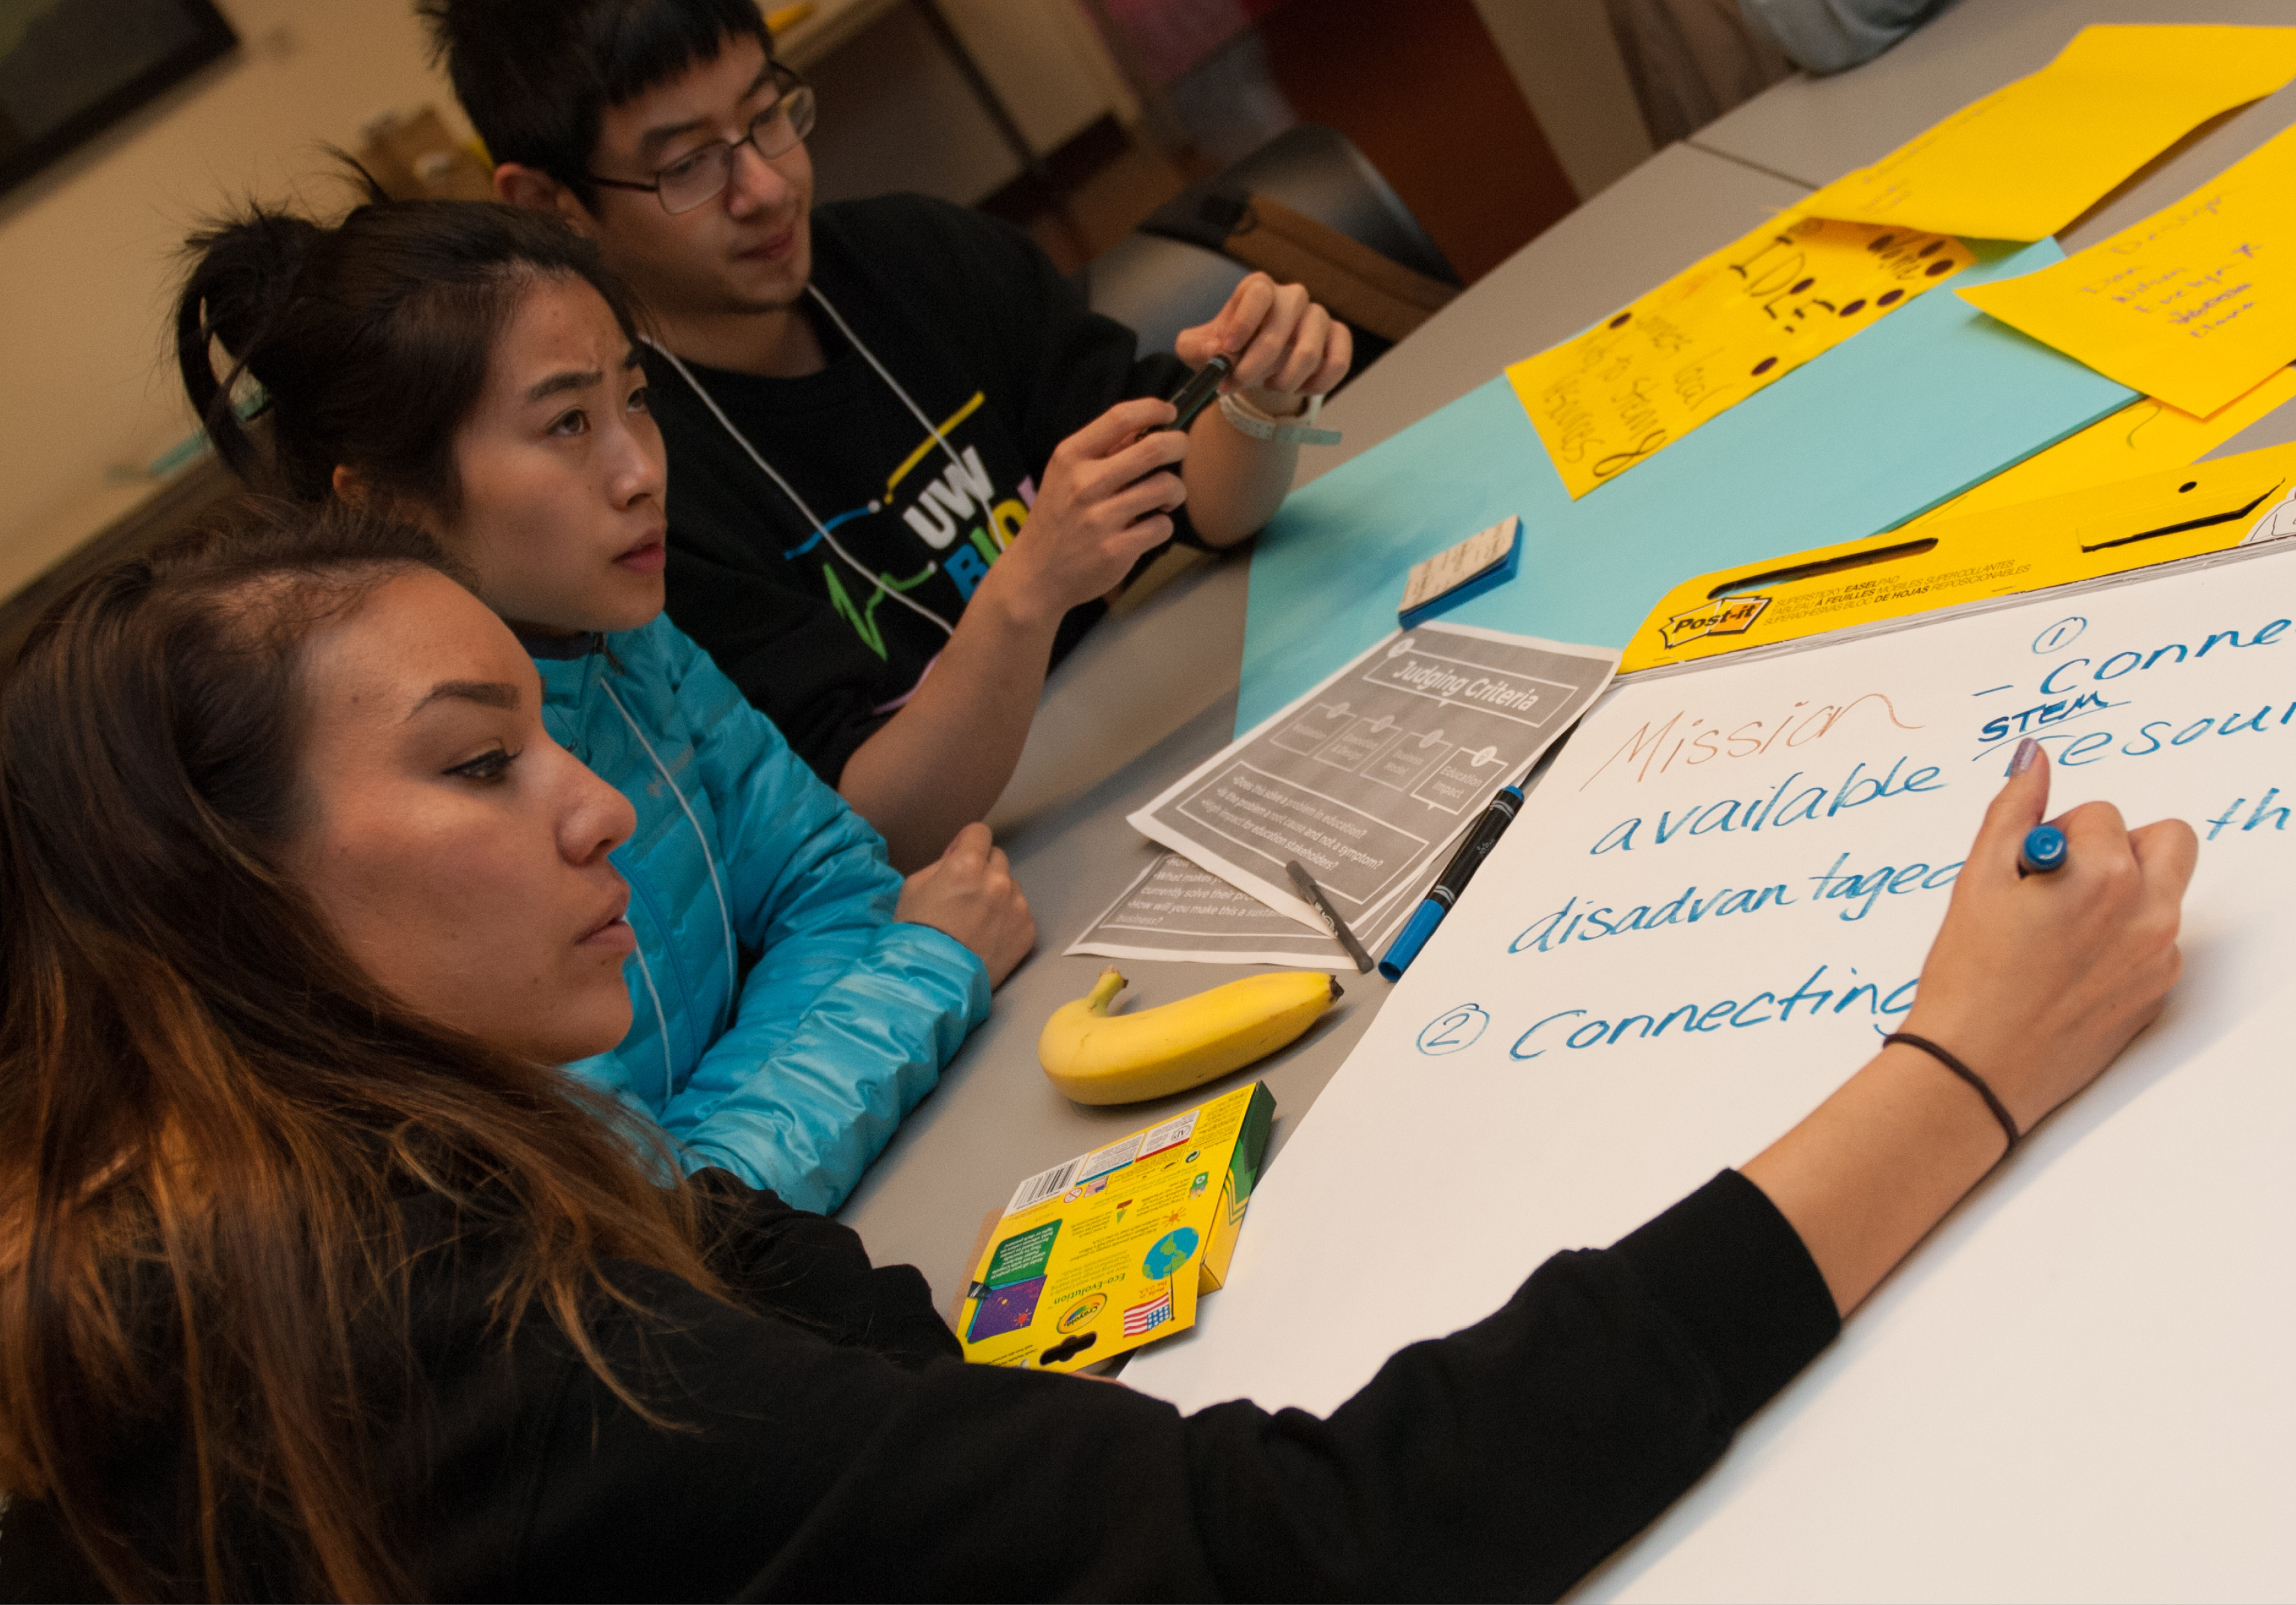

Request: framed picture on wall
left=0, top=0, right=238, bottom=199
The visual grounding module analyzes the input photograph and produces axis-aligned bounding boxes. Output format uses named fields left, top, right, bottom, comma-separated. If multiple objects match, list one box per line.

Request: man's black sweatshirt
left=4, top=1170, right=1837, bottom=1601
left=647, top=195, right=1196, bottom=788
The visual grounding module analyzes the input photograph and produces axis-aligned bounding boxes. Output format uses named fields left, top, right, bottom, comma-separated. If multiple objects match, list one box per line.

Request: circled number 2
left=1418, top=1004, right=1489, bottom=1056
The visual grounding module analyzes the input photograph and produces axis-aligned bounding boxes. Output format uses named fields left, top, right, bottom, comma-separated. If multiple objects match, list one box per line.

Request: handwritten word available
left=1505, top=964, right=1916, bottom=1058
left=1587, top=754, right=1945, bottom=853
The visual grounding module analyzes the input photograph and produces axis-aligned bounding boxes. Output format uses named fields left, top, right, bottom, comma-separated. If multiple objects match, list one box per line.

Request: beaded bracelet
left=1882, top=1032, right=2020, bottom=1155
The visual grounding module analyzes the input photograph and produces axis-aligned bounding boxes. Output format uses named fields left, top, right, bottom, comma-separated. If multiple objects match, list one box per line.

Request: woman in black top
left=0, top=502, right=2194, bottom=1602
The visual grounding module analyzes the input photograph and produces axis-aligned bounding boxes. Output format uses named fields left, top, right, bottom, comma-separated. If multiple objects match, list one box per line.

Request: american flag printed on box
left=1122, top=1289, right=1173, bottom=1336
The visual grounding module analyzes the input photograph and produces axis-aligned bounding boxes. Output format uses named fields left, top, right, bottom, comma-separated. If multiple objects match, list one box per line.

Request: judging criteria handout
left=1068, top=849, right=1362, bottom=971
left=1126, top=541, right=2296, bottom=1600
left=1127, top=623, right=1617, bottom=948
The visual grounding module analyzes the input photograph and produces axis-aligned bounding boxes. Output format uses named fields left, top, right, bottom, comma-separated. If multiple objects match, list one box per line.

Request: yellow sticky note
left=1803, top=25, right=2296, bottom=242
left=1957, top=125, right=2296, bottom=419
left=1508, top=214, right=1973, bottom=499
left=1904, top=365, right=2296, bottom=528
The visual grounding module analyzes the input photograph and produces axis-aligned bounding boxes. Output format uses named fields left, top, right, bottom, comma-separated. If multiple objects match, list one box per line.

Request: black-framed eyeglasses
left=588, top=66, right=815, bottom=215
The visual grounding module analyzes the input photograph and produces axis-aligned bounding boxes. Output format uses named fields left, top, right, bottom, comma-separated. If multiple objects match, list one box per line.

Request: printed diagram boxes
left=1313, top=715, right=1408, bottom=774
left=1364, top=731, right=1457, bottom=793
left=957, top=1082, right=1276, bottom=1372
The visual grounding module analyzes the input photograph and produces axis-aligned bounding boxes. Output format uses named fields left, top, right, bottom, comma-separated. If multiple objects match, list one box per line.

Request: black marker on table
left=1161, top=353, right=1233, bottom=433
left=1378, top=782, right=1525, bottom=980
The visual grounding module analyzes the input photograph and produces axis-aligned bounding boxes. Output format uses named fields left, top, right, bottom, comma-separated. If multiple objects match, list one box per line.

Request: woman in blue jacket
left=175, top=197, right=1034, bottom=1213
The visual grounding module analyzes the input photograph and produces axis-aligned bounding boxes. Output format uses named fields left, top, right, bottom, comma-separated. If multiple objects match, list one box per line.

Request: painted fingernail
left=2009, top=736, right=2041, bottom=776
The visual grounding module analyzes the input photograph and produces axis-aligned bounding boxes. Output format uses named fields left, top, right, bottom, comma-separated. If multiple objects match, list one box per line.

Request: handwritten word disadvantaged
left=1515, top=849, right=1961, bottom=958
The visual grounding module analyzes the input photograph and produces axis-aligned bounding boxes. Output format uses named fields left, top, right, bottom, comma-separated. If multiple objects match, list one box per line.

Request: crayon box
left=955, top=1081, right=1275, bottom=1371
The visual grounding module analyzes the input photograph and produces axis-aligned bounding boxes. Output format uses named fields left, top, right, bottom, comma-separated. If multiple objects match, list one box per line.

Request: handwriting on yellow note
left=1509, top=215, right=1974, bottom=499
left=1803, top=25, right=2296, bottom=242
left=1957, top=124, right=2296, bottom=419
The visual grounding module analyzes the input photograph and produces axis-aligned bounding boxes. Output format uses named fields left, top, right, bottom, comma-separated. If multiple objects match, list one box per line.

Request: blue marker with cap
left=1378, top=784, right=1524, bottom=980
left=2019, top=823, right=2068, bottom=875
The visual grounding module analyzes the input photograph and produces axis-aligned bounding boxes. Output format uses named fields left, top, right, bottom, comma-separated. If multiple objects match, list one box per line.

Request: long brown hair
left=0, top=499, right=719, bottom=1600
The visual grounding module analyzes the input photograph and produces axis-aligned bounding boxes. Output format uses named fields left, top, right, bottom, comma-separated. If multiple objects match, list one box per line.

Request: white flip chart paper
left=1125, top=544, right=2296, bottom=1602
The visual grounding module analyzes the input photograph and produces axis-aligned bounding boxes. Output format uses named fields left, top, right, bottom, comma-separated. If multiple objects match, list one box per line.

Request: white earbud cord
left=644, top=333, right=956, bottom=638
left=601, top=679, right=738, bottom=1035
left=627, top=942, right=677, bottom=1106
left=803, top=284, right=970, bottom=479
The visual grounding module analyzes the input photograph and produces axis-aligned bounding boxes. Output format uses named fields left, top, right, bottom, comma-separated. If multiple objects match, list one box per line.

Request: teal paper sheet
left=1236, top=239, right=2134, bottom=734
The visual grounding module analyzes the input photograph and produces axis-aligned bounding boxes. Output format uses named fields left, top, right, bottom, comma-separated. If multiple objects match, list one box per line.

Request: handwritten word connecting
left=1505, top=964, right=1917, bottom=1058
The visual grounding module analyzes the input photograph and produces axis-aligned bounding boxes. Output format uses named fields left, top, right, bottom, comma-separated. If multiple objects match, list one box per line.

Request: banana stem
left=1086, top=968, right=1128, bottom=1015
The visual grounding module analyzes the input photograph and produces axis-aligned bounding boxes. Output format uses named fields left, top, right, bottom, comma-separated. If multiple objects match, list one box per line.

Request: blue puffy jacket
left=530, top=617, right=990, bottom=1213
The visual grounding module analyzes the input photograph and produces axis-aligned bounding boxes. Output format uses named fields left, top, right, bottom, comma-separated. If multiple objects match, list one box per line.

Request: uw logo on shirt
left=1658, top=594, right=1771, bottom=651
left=814, top=390, right=1036, bottom=661
left=894, top=441, right=1030, bottom=600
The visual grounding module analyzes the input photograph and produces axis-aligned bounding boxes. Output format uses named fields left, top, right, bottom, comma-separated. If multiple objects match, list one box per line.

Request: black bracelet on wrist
left=1882, top=1032, right=2021, bottom=1155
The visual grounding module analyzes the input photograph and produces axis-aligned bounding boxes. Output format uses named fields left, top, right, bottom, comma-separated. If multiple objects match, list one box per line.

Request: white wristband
left=1218, top=390, right=1341, bottom=446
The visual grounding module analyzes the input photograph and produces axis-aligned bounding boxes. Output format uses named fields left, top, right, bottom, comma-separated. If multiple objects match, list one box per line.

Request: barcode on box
left=1006, top=1155, right=1084, bottom=1215
left=1005, top=1130, right=1155, bottom=1215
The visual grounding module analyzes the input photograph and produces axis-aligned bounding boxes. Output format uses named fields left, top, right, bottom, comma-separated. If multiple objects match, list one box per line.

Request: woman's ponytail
left=175, top=208, right=324, bottom=486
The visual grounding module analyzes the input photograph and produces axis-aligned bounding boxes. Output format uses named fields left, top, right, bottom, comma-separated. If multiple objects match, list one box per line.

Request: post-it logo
left=1659, top=594, right=1771, bottom=651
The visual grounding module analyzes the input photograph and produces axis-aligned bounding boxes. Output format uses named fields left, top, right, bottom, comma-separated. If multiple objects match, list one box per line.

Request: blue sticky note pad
left=1397, top=517, right=1523, bottom=628
left=1236, top=238, right=2135, bottom=734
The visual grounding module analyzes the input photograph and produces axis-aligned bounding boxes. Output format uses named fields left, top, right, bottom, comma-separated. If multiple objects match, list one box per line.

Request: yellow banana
left=1038, top=967, right=1342, bottom=1105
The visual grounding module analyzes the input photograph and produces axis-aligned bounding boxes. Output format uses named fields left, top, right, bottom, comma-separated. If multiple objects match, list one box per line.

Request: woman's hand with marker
left=1898, top=735, right=2197, bottom=1134
left=1744, top=735, right=2198, bottom=1316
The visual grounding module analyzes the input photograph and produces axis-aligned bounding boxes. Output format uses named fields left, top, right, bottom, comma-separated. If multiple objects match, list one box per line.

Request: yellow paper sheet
left=1508, top=213, right=1973, bottom=499
left=1902, top=363, right=2296, bottom=528
left=1957, top=124, right=2296, bottom=418
left=1803, top=25, right=2296, bottom=242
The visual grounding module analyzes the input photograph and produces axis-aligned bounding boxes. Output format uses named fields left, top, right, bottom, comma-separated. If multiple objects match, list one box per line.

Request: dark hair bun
left=175, top=208, right=327, bottom=481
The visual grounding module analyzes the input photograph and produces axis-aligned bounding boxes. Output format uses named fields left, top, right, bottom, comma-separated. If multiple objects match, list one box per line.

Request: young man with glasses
left=426, top=0, right=1351, bottom=869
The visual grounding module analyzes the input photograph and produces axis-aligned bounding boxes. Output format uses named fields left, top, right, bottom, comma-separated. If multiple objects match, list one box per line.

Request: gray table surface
left=841, top=7, right=2296, bottom=1308
left=837, top=143, right=1812, bottom=1304
left=1691, top=0, right=2296, bottom=191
